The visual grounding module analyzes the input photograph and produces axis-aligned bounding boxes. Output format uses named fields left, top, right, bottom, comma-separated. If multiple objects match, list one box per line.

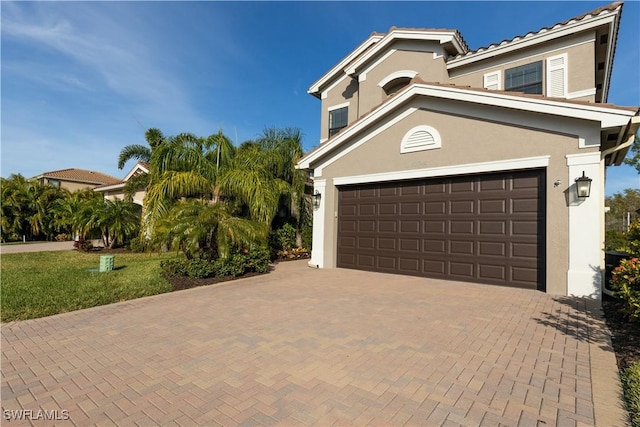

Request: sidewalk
left=0, top=241, right=74, bottom=255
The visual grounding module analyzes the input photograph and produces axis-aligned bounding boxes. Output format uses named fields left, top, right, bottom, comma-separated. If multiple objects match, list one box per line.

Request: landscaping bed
left=602, top=295, right=640, bottom=426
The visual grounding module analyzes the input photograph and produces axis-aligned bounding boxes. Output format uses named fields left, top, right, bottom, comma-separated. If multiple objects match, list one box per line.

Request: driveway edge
left=586, top=299, right=630, bottom=427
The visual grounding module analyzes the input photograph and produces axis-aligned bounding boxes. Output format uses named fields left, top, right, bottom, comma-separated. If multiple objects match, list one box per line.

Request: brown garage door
left=337, top=169, right=545, bottom=290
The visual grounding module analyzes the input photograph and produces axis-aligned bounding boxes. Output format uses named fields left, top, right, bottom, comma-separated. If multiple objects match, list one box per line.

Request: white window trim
left=328, top=102, right=349, bottom=112
left=400, top=125, right=441, bottom=154
left=377, top=70, right=418, bottom=88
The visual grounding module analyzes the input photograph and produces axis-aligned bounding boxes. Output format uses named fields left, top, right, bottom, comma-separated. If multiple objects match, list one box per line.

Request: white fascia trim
left=566, top=88, right=597, bottom=99
left=321, top=73, right=350, bottom=100
left=378, top=70, right=418, bottom=88
left=308, top=34, right=383, bottom=95
left=566, top=152, right=602, bottom=166
left=314, top=107, right=419, bottom=175
left=328, top=101, right=350, bottom=112
left=123, top=163, right=150, bottom=182
left=296, top=83, right=635, bottom=170
left=447, top=10, right=618, bottom=69
left=94, top=183, right=125, bottom=192
left=357, top=48, right=397, bottom=82
left=333, top=156, right=550, bottom=186
left=345, top=30, right=459, bottom=75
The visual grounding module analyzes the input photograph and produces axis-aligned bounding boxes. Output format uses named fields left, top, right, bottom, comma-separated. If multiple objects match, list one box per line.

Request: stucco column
left=309, top=179, right=326, bottom=268
left=565, top=152, right=602, bottom=298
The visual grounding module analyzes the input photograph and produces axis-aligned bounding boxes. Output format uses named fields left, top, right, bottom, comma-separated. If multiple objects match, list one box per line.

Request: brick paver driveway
left=1, top=260, right=627, bottom=426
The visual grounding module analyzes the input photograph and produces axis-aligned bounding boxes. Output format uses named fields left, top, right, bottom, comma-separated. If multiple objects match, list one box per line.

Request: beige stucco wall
left=311, top=98, right=601, bottom=295
left=102, top=189, right=146, bottom=206
left=448, top=32, right=596, bottom=100
left=44, top=179, right=99, bottom=192
left=357, top=45, right=449, bottom=114
left=320, top=76, right=358, bottom=141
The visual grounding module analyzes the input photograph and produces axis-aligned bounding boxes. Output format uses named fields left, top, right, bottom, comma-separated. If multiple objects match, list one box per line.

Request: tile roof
left=448, top=1, right=623, bottom=61
left=36, top=168, right=121, bottom=185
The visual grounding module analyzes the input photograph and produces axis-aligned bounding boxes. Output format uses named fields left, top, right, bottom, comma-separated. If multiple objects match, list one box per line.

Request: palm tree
left=117, top=128, right=164, bottom=169
left=90, top=199, right=141, bottom=248
left=51, top=189, right=102, bottom=240
left=154, top=199, right=266, bottom=259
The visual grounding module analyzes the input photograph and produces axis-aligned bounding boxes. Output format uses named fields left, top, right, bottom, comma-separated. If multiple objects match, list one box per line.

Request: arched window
left=383, top=77, right=413, bottom=96
left=378, top=70, right=418, bottom=96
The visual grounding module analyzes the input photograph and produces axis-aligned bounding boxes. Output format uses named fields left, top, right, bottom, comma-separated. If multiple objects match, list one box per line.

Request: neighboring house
left=93, top=162, right=149, bottom=206
left=297, top=2, right=639, bottom=298
left=34, top=168, right=120, bottom=191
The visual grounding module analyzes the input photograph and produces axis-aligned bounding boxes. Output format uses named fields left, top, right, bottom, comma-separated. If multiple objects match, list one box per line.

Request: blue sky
left=1, top=1, right=638, bottom=195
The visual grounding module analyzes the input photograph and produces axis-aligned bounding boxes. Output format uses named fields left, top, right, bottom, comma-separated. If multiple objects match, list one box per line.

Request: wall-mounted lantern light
left=575, top=171, right=592, bottom=199
left=312, top=191, right=322, bottom=209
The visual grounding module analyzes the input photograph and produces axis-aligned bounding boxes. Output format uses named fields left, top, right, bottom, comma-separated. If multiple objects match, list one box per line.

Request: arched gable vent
left=400, top=125, right=441, bottom=154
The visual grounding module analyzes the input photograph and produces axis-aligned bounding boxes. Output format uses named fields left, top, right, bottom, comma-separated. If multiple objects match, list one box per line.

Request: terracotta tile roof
left=410, top=77, right=640, bottom=112
left=449, top=2, right=623, bottom=61
left=36, top=168, right=121, bottom=185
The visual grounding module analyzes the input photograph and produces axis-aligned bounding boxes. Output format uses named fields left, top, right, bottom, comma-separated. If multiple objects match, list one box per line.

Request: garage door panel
left=423, top=259, right=446, bottom=274
left=378, top=221, right=397, bottom=232
left=512, top=221, right=539, bottom=236
left=424, top=220, right=446, bottom=233
left=337, top=169, right=545, bottom=290
left=479, top=221, right=506, bottom=235
left=358, top=237, right=375, bottom=250
left=451, top=181, right=474, bottom=193
left=479, top=177, right=507, bottom=192
left=512, top=198, right=539, bottom=213
left=357, top=254, right=375, bottom=268
left=480, top=199, right=506, bottom=214
left=400, top=202, right=420, bottom=215
left=449, top=261, right=474, bottom=277
left=451, top=200, right=475, bottom=214
left=400, top=221, right=420, bottom=233
left=450, top=240, right=474, bottom=255
left=359, top=204, right=376, bottom=215
left=379, top=203, right=397, bottom=215
left=378, top=238, right=397, bottom=250
left=512, top=242, right=538, bottom=258
left=378, top=256, right=397, bottom=270
left=450, top=221, right=474, bottom=234
left=399, top=258, right=420, bottom=273
left=479, top=264, right=506, bottom=280
left=479, top=241, right=506, bottom=256
left=425, top=201, right=446, bottom=214
left=400, top=238, right=420, bottom=252
left=358, top=221, right=376, bottom=232
left=424, top=239, right=446, bottom=253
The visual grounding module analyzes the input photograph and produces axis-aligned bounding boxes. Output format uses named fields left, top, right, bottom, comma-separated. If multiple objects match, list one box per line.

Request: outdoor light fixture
left=575, top=171, right=592, bottom=199
left=312, top=191, right=322, bottom=209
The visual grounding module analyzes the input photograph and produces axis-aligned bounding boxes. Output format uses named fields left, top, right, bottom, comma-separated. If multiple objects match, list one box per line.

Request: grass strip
left=1, top=251, right=174, bottom=322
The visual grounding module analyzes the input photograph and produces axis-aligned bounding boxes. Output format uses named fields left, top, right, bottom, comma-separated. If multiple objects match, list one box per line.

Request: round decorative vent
left=400, top=125, right=441, bottom=154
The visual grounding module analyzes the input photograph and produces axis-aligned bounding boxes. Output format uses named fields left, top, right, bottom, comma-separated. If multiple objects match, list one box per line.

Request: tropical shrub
left=611, top=257, right=640, bottom=321
left=128, top=237, right=147, bottom=253
left=73, top=237, right=93, bottom=252
left=161, top=246, right=270, bottom=279
left=621, top=362, right=640, bottom=427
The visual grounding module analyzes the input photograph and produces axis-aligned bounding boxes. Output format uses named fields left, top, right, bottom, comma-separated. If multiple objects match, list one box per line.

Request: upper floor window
left=505, top=61, right=543, bottom=94
left=383, top=77, right=412, bottom=96
left=328, top=106, right=348, bottom=137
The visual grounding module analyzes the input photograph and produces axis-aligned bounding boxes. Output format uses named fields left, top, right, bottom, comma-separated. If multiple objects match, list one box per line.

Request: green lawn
left=1, top=251, right=175, bottom=322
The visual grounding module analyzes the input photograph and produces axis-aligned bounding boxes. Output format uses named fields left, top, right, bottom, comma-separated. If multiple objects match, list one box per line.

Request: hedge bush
left=612, top=257, right=640, bottom=321
left=622, top=362, right=640, bottom=427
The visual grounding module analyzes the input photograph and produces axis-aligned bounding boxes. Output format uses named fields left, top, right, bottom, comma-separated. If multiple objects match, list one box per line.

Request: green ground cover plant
left=622, top=362, right=640, bottom=427
left=1, top=251, right=174, bottom=322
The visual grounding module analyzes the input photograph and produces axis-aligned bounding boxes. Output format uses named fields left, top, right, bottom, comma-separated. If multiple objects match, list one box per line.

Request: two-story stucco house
left=297, top=2, right=639, bottom=298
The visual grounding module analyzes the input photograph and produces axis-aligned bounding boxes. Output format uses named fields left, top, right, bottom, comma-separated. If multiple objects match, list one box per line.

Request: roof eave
left=297, top=83, right=639, bottom=170
left=447, top=5, right=621, bottom=70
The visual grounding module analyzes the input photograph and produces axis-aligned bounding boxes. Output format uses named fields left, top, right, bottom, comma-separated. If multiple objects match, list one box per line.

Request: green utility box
left=100, top=255, right=115, bottom=272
